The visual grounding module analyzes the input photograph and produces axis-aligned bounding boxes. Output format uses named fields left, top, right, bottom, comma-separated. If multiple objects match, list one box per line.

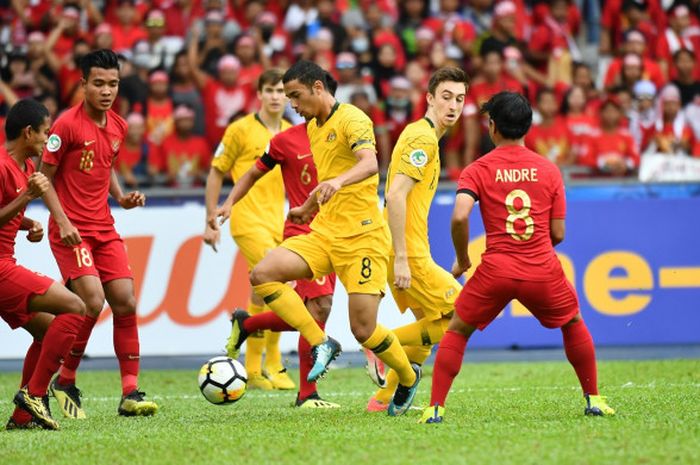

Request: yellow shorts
left=233, top=229, right=283, bottom=271
left=281, top=226, right=390, bottom=295
left=389, top=256, right=461, bottom=320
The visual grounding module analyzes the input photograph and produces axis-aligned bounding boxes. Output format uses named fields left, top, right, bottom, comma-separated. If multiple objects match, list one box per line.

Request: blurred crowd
left=1, top=0, right=700, bottom=187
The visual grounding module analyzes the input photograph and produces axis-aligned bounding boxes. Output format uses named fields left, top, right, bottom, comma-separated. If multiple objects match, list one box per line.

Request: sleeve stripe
left=457, top=188, right=478, bottom=201
left=351, top=139, right=373, bottom=150
left=258, top=153, right=277, bottom=170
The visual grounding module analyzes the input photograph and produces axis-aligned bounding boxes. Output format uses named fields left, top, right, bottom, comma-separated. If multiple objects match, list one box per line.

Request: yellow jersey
left=211, top=113, right=289, bottom=237
left=307, top=102, right=384, bottom=238
left=384, top=117, right=440, bottom=257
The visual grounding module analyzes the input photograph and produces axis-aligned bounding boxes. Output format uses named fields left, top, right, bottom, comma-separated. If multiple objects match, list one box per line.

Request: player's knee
left=66, top=294, right=86, bottom=316
left=308, top=296, right=332, bottom=323
left=84, top=295, right=106, bottom=317
left=250, top=264, right=273, bottom=286
left=350, top=320, right=375, bottom=343
left=111, top=295, right=137, bottom=316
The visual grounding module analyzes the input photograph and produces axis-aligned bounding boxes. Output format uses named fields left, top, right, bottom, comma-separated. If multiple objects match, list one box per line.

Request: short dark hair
left=428, top=66, right=469, bottom=95
left=282, top=60, right=328, bottom=90
left=257, top=68, right=284, bottom=91
left=323, top=71, right=338, bottom=96
left=5, top=98, right=50, bottom=141
left=80, top=49, right=120, bottom=79
left=481, top=91, right=532, bottom=139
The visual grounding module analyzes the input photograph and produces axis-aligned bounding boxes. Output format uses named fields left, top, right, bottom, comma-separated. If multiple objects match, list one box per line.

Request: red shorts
left=294, top=273, right=336, bottom=301
left=49, top=227, right=132, bottom=284
left=0, top=260, right=54, bottom=329
left=456, top=266, right=579, bottom=330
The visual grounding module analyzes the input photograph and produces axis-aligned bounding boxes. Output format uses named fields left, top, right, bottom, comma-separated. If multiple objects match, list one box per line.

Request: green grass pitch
left=1, top=359, right=699, bottom=465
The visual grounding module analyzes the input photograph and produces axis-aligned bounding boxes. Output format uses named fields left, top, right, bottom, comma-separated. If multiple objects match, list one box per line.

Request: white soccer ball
left=198, top=356, right=247, bottom=405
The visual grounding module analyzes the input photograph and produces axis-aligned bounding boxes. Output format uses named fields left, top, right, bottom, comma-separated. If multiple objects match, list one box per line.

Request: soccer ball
left=198, top=356, right=247, bottom=405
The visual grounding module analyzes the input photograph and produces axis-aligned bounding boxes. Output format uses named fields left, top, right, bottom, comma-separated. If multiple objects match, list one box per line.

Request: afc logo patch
left=326, top=130, right=337, bottom=142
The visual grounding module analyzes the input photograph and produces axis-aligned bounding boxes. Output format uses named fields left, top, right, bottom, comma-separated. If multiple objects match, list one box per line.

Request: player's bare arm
left=110, top=169, right=145, bottom=209
left=288, top=189, right=320, bottom=225
left=451, top=192, right=475, bottom=278
left=38, top=162, right=82, bottom=246
left=386, top=173, right=418, bottom=290
left=0, top=172, right=48, bottom=227
left=203, top=166, right=225, bottom=252
left=214, top=165, right=267, bottom=227
left=550, top=218, right=565, bottom=246
left=20, top=216, right=44, bottom=243
left=315, top=148, right=377, bottom=205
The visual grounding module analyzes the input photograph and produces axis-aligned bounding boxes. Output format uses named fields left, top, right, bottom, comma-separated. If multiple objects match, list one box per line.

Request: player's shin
left=361, top=325, right=416, bottom=386
left=252, top=282, right=325, bottom=346
left=57, top=315, right=97, bottom=385
left=374, top=345, right=431, bottom=404
left=113, top=314, right=140, bottom=396
left=392, top=317, right=450, bottom=346
left=562, top=319, right=599, bottom=396
left=429, top=330, right=467, bottom=407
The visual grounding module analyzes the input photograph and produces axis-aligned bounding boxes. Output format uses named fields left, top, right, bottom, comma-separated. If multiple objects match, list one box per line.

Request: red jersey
left=0, top=149, right=34, bottom=260
left=585, top=128, right=640, bottom=171
left=42, top=103, right=128, bottom=233
left=202, top=77, right=250, bottom=149
left=565, top=113, right=598, bottom=164
left=457, top=145, right=566, bottom=281
left=254, top=124, right=317, bottom=238
left=525, top=117, right=572, bottom=165
left=603, top=57, right=666, bottom=91
left=145, top=98, right=174, bottom=145
left=155, top=133, right=210, bottom=182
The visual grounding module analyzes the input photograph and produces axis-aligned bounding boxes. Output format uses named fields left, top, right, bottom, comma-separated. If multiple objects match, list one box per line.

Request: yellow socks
left=374, top=345, right=432, bottom=403
left=252, top=282, right=325, bottom=346
left=245, top=303, right=266, bottom=377
left=392, top=317, right=450, bottom=346
left=361, top=324, right=416, bottom=386
left=264, top=329, right=283, bottom=373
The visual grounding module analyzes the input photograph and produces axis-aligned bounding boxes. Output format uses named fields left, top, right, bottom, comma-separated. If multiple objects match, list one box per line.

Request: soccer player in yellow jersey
left=364, top=67, right=470, bottom=412
left=203, top=69, right=294, bottom=391
left=247, top=60, right=421, bottom=416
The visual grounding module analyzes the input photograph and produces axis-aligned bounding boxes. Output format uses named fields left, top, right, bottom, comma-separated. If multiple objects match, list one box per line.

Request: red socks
left=57, top=314, right=97, bottom=386
left=429, top=330, right=467, bottom=407
left=562, top=319, right=599, bottom=395
left=243, top=311, right=295, bottom=333
left=298, top=321, right=325, bottom=400
left=27, top=314, right=82, bottom=398
left=12, top=340, right=43, bottom=424
left=113, top=314, right=140, bottom=396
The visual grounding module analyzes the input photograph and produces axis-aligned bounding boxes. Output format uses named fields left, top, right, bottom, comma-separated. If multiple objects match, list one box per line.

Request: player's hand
left=215, top=202, right=232, bottom=227
left=26, top=221, right=44, bottom=243
left=451, top=257, right=471, bottom=279
left=314, top=179, right=342, bottom=205
left=119, top=191, right=146, bottom=209
left=288, top=206, right=313, bottom=225
left=26, top=172, right=49, bottom=199
left=203, top=224, right=220, bottom=252
left=58, top=220, right=81, bottom=246
left=393, top=256, right=411, bottom=290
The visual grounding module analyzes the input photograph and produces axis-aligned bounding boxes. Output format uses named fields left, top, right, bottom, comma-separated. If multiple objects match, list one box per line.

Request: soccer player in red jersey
left=214, top=73, right=339, bottom=409
left=1, top=99, right=86, bottom=430
left=39, top=49, right=158, bottom=419
left=419, top=92, right=615, bottom=424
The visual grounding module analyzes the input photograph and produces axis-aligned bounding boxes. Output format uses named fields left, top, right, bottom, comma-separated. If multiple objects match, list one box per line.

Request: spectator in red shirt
left=561, top=85, right=598, bottom=165
left=656, top=4, right=700, bottom=80
left=422, top=0, right=477, bottom=61
left=600, top=0, right=665, bottom=56
left=235, top=34, right=269, bottom=96
left=118, top=112, right=149, bottom=188
left=93, top=23, right=114, bottom=50
left=153, top=105, right=211, bottom=187
left=604, top=29, right=666, bottom=90
left=188, top=26, right=251, bottom=149
left=586, top=97, right=640, bottom=176
left=170, top=51, right=205, bottom=136
left=606, top=53, right=645, bottom=94
left=145, top=70, right=174, bottom=146
left=573, top=62, right=602, bottom=114
left=462, top=49, right=525, bottom=170
left=526, top=88, right=572, bottom=166
left=529, top=0, right=581, bottom=72
left=51, top=6, right=89, bottom=61
left=646, top=84, right=696, bottom=155
left=476, top=1, right=522, bottom=61
left=110, top=0, right=148, bottom=54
